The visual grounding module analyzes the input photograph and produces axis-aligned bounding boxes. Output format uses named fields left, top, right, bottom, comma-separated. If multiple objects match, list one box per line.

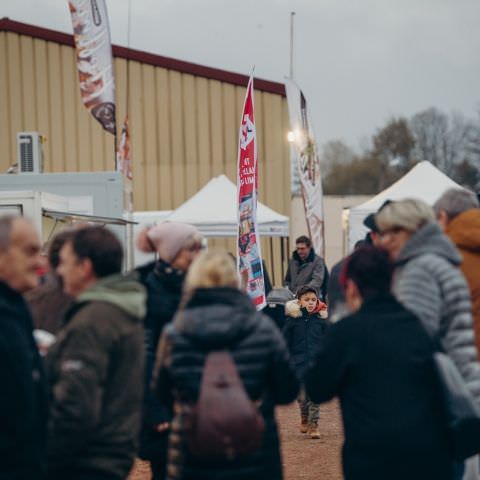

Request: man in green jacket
left=47, top=226, right=146, bottom=480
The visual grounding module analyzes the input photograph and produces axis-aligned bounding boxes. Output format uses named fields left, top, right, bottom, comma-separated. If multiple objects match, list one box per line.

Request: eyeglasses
left=379, top=226, right=405, bottom=237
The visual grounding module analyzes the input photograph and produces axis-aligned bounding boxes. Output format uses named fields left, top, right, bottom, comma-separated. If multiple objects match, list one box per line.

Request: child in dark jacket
left=283, top=285, right=329, bottom=439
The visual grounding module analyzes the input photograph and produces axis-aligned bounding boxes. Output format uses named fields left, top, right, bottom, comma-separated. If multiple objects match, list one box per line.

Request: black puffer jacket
left=0, top=281, right=48, bottom=480
left=154, top=287, right=299, bottom=480
left=136, top=261, right=185, bottom=461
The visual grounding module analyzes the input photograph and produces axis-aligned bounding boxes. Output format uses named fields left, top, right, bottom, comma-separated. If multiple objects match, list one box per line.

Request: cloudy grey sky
left=3, top=0, right=480, bottom=150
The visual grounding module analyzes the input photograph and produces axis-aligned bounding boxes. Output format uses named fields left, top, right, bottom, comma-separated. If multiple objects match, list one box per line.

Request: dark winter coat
left=305, top=295, right=454, bottom=480
left=46, top=274, right=146, bottom=479
left=284, top=248, right=326, bottom=297
left=154, top=287, right=300, bottom=480
left=25, top=273, right=73, bottom=334
left=0, top=281, right=48, bottom=480
left=136, top=260, right=185, bottom=461
left=283, top=300, right=330, bottom=377
left=263, top=287, right=295, bottom=331
left=327, top=259, right=346, bottom=319
left=392, top=222, right=480, bottom=403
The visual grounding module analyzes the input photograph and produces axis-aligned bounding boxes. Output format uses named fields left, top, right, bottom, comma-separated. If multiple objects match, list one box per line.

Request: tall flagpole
left=285, top=12, right=326, bottom=259
left=289, top=12, right=295, bottom=80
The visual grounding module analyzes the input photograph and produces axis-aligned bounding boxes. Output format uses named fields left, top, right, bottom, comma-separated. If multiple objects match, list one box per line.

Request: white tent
left=348, top=161, right=463, bottom=249
left=166, top=174, right=289, bottom=237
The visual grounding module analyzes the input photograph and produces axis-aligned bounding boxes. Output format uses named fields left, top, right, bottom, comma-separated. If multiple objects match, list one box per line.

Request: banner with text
left=69, top=0, right=116, bottom=135
left=285, top=78, right=325, bottom=258
left=237, top=75, right=266, bottom=309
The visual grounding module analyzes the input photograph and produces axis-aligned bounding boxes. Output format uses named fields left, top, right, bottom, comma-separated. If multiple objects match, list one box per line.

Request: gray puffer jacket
left=393, top=222, right=480, bottom=402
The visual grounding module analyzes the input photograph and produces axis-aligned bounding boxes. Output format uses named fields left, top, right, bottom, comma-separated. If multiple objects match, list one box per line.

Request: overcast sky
left=3, top=0, right=480, bottom=151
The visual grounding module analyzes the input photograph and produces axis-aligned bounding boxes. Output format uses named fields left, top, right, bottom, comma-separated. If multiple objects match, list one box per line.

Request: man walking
left=0, top=216, right=48, bottom=479
left=47, top=226, right=146, bottom=480
left=285, top=235, right=326, bottom=298
left=434, top=188, right=480, bottom=355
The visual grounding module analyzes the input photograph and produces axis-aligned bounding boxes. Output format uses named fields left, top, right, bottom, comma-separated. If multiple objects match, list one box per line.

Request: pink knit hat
left=137, top=222, right=201, bottom=263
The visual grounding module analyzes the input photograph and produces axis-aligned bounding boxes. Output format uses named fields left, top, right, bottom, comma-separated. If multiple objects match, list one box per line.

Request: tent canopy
left=348, top=161, right=463, bottom=248
left=166, top=175, right=289, bottom=237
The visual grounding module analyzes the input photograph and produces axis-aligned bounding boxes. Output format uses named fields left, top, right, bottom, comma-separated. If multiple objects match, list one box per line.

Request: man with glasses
left=285, top=235, right=327, bottom=298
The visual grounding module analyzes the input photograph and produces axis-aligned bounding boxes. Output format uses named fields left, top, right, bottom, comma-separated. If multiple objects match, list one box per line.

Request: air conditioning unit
left=17, top=132, right=44, bottom=174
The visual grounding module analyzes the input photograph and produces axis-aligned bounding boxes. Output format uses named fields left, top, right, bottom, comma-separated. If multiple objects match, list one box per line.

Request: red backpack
left=184, top=350, right=265, bottom=461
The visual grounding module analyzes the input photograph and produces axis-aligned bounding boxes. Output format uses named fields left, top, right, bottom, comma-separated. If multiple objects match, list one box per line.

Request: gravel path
left=128, top=400, right=344, bottom=480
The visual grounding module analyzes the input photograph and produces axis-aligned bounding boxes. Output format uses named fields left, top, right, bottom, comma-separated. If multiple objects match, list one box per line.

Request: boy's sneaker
left=300, top=417, right=309, bottom=433
left=309, top=425, right=320, bottom=439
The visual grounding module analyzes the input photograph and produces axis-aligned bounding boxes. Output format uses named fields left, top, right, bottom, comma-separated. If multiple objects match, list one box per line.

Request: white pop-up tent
left=348, top=161, right=463, bottom=249
left=166, top=174, right=289, bottom=237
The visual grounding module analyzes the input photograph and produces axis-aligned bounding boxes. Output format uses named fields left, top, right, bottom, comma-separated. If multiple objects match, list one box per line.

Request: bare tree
left=371, top=117, right=415, bottom=188
left=321, top=139, right=356, bottom=176
left=410, top=108, right=479, bottom=177
left=410, top=108, right=448, bottom=168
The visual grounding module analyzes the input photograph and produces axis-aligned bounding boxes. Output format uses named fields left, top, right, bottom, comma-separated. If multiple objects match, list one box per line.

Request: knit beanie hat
left=137, top=222, right=201, bottom=264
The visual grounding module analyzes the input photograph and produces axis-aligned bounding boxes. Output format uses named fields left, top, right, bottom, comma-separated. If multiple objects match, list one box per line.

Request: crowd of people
left=1, top=186, right=480, bottom=480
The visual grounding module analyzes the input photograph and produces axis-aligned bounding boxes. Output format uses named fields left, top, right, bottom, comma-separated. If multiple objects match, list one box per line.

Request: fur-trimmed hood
left=285, top=299, right=327, bottom=318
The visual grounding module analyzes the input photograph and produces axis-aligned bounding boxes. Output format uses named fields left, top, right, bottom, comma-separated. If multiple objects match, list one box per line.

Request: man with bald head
left=0, top=216, right=48, bottom=479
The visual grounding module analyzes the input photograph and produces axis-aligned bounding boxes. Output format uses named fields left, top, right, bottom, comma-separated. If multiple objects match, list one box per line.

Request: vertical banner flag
left=116, top=115, right=135, bottom=269
left=285, top=78, right=325, bottom=258
left=69, top=0, right=116, bottom=135
left=116, top=116, right=133, bottom=184
left=237, top=75, right=266, bottom=310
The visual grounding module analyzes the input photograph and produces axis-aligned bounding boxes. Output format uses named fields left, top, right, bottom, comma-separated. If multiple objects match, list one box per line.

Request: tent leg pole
left=269, top=237, right=275, bottom=287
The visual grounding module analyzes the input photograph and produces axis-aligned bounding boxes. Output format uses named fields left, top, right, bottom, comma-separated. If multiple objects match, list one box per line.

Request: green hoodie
left=77, top=272, right=147, bottom=319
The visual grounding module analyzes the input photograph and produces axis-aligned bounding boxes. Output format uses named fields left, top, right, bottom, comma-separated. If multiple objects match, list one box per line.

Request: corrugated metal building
left=0, top=18, right=291, bottom=285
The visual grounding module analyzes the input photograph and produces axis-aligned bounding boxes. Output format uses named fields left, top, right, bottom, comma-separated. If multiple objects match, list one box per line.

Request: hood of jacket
left=446, top=209, right=480, bottom=254
left=77, top=272, right=147, bottom=319
left=292, top=247, right=316, bottom=264
left=175, top=287, right=259, bottom=349
left=396, top=222, right=461, bottom=266
left=285, top=298, right=326, bottom=318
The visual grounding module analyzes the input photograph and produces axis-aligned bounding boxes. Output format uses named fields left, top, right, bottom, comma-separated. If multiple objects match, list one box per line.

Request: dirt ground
left=128, top=400, right=344, bottom=480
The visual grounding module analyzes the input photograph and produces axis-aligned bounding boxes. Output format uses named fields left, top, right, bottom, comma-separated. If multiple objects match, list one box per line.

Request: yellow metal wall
left=0, top=30, right=291, bottom=286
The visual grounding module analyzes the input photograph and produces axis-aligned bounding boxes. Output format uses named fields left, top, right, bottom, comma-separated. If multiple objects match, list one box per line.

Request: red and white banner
left=69, top=0, right=116, bottom=135
left=116, top=116, right=132, bottom=181
left=237, top=75, right=266, bottom=310
left=285, top=78, right=325, bottom=258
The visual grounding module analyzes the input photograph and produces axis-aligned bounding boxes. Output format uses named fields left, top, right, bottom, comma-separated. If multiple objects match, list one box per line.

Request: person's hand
left=154, top=422, right=170, bottom=433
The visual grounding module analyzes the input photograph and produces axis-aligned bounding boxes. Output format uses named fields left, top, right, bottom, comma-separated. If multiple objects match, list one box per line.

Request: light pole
left=289, top=11, right=295, bottom=79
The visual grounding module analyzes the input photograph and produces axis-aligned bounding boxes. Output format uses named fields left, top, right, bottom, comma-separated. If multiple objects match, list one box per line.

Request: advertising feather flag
left=116, top=115, right=132, bottom=182
left=285, top=78, right=325, bottom=257
left=237, top=75, right=266, bottom=310
left=69, top=0, right=116, bottom=135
